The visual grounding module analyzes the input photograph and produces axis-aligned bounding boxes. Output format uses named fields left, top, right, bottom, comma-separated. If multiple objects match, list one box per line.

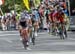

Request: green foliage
left=1, top=0, right=25, bottom=13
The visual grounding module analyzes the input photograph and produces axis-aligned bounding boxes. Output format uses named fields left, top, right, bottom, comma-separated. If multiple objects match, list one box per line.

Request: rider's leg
left=34, top=21, right=39, bottom=36
left=20, top=27, right=30, bottom=50
left=28, top=27, right=33, bottom=43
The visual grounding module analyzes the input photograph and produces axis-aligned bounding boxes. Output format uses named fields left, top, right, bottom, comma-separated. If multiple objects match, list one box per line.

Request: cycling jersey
left=54, top=12, right=64, bottom=23
left=20, top=12, right=31, bottom=28
left=32, top=10, right=40, bottom=21
left=24, top=14, right=31, bottom=20
left=20, top=12, right=31, bottom=20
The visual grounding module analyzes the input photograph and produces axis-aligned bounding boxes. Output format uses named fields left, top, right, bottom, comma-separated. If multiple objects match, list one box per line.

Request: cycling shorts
left=20, top=21, right=27, bottom=28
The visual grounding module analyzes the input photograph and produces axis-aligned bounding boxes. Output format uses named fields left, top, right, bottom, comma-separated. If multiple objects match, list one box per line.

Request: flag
left=0, top=0, right=4, bottom=5
left=23, top=0, right=30, bottom=10
left=33, top=0, right=40, bottom=8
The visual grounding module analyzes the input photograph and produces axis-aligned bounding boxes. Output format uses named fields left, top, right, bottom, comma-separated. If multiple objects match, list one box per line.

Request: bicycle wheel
left=32, top=35, right=35, bottom=45
left=58, top=27, right=65, bottom=39
left=31, top=30, right=35, bottom=45
left=30, top=27, right=35, bottom=45
left=59, top=30, right=63, bottom=39
left=22, top=39, right=29, bottom=50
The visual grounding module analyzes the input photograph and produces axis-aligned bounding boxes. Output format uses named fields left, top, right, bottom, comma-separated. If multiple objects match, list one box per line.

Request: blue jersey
left=32, top=10, right=40, bottom=21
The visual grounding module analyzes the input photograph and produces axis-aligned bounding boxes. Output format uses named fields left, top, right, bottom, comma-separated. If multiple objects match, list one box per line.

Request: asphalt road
left=0, top=30, right=75, bottom=52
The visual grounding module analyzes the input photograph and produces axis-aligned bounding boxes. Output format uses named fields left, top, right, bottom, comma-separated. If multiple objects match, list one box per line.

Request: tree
left=1, top=0, right=25, bottom=13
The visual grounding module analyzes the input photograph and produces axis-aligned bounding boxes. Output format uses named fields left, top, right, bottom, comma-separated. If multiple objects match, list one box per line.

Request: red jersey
left=49, top=12, right=54, bottom=22
left=53, top=12, right=64, bottom=23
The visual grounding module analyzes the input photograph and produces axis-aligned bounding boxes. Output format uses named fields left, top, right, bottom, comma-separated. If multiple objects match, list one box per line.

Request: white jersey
left=25, top=14, right=31, bottom=20
left=20, top=12, right=31, bottom=22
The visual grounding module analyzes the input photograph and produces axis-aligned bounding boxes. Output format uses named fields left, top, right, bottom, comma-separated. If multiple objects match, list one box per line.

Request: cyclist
left=48, top=8, right=56, bottom=34
left=19, top=10, right=31, bottom=50
left=39, top=5, right=45, bottom=29
left=1, top=15, right=7, bottom=31
left=54, top=9, right=67, bottom=39
left=32, top=8, right=40, bottom=36
left=5, top=13, right=12, bottom=31
left=45, top=7, right=51, bottom=31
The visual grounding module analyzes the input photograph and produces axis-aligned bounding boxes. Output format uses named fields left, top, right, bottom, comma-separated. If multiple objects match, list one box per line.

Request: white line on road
left=1, top=38, right=13, bottom=43
left=5, top=39, right=12, bottom=43
left=35, top=42, right=75, bottom=46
